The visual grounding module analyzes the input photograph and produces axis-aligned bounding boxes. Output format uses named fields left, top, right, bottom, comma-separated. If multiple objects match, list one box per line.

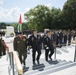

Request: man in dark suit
left=29, top=30, right=42, bottom=65
left=68, top=30, right=72, bottom=45
left=44, top=30, right=54, bottom=61
left=59, top=30, right=63, bottom=47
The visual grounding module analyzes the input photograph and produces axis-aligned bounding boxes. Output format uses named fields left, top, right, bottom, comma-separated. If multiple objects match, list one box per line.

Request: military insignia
left=23, top=38, right=26, bottom=41
left=17, top=41, right=20, bottom=43
left=38, top=36, right=40, bottom=40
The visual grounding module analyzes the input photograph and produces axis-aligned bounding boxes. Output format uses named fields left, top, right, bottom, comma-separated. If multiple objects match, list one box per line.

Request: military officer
left=29, top=30, right=42, bottom=65
left=13, top=32, right=27, bottom=67
left=44, top=30, right=54, bottom=61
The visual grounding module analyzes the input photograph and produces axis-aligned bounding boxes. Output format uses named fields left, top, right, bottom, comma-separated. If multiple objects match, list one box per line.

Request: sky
left=0, top=0, right=67, bottom=23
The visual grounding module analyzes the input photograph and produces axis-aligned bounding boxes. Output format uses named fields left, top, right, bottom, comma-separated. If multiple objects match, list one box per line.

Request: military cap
left=18, top=32, right=23, bottom=35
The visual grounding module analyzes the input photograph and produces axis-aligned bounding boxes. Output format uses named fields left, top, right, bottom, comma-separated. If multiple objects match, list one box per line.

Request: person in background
left=0, top=34, right=8, bottom=58
left=59, top=30, right=63, bottom=48
left=68, top=30, right=72, bottom=45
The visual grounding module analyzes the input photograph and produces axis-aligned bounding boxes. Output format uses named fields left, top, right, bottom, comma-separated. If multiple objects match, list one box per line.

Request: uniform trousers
left=32, top=49, right=41, bottom=63
left=45, top=47, right=54, bottom=61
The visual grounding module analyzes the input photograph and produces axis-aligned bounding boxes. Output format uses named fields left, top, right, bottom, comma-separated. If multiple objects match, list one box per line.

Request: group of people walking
left=13, top=29, right=76, bottom=68
left=13, top=30, right=55, bottom=68
left=0, top=29, right=76, bottom=68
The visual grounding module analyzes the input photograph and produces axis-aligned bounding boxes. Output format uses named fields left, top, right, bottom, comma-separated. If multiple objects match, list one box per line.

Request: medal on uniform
left=38, top=36, right=40, bottom=41
left=23, top=38, right=26, bottom=41
left=17, top=41, right=20, bottom=43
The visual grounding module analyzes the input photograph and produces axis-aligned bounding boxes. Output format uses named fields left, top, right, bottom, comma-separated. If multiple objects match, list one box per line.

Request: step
left=33, top=62, right=76, bottom=75
left=23, top=59, right=61, bottom=72
left=23, top=60, right=68, bottom=75
left=48, top=65, right=76, bottom=75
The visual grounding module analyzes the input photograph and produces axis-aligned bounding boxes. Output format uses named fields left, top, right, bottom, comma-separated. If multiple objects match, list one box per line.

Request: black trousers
left=2, top=49, right=6, bottom=55
left=68, top=39, right=71, bottom=45
left=19, top=53, right=27, bottom=65
left=45, top=47, right=54, bottom=61
left=0, top=48, right=6, bottom=56
left=32, top=49, right=41, bottom=63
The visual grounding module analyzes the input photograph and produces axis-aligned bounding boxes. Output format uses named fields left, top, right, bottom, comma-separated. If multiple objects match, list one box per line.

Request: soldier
left=59, top=30, right=63, bottom=47
left=63, top=30, right=67, bottom=46
left=44, top=30, right=54, bottom=61
left=68, top=30, right=72, bottom=45
left=29, top=30, right=42, bottom=65
left=13, top=32, right=27, bottom=67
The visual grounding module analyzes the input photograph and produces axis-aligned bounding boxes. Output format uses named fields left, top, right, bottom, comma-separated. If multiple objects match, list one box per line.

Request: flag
left=18, top=14, right=22, bottom=32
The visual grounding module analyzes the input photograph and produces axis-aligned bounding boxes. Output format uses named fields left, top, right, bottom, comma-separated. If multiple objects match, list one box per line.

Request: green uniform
left=13, top=36, right=27, bottom=64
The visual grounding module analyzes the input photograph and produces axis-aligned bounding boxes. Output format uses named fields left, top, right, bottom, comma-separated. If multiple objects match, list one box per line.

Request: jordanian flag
left=18, top=14, right=22, bottom=32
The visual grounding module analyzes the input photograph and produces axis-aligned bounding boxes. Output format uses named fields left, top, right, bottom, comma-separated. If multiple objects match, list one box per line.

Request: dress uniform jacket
left=44, top=36, right=54, bottom=50
left=13, top=36, right=27, bottom=59
left=29, top=34, right=42, bottom=63
left=44, top=36, right=54, bottom=61
left=29, top=34, right=42, bottom=50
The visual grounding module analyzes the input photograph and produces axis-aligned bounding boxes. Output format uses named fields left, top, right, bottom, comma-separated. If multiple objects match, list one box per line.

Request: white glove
left=30, top=48, right=33, bottom=51
left=46, top=47, right=49, bottom=49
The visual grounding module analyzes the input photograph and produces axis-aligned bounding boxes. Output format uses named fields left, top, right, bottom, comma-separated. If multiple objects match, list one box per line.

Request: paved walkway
left=0, top=56, right=9, bottom=75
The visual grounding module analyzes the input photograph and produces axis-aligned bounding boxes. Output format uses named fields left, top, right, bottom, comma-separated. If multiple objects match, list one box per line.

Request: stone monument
left=6, top=26, right=14, bottom=37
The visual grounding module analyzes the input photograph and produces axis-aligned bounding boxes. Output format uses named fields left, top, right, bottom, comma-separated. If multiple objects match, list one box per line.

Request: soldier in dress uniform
left=13, top=32, right=27, bottom=67
left=29, top=30, right=42, bottom=65
left=44, top=30, right=54, bottom=61
left=59, top=30, right=63, bottom=47
left=68, top=30, right=72, bottom=45
left=63, top=30, right=67, bottom=46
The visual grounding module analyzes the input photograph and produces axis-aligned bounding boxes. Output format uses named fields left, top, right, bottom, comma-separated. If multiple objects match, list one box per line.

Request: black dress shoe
left=49, top=56, right=52, bottom=61
left=23, top=65, right=26, bottom=70
left=33, top=62, right=36, bottom=65
left=23, top=62, right=26, bottom=66
left=45, top=59, right=48, bottom=61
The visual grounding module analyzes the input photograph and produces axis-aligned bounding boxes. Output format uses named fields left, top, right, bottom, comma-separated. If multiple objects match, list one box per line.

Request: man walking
left=44, top=30, right=54, bottom=61
left=13, top=32, right=27, bottom=67
left=29, top=30, right=42, bottom=65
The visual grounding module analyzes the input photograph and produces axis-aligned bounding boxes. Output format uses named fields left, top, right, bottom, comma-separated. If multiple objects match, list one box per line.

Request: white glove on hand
left=46, top=47, right=49, bottom=49
left=30, top=48, right=33, bottom=51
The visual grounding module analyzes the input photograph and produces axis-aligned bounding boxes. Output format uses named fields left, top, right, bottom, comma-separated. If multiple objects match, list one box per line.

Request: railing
left=54, top=41, right=76, bottom=62
left=8, top=51, right=23, bottom=75
left=13, top=51, right=23, bottom=75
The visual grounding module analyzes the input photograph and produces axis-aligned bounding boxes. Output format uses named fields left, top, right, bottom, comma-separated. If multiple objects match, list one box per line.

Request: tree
left=24, top=5, right=51, bottom=31
left=0, top=22, right=6, bottom=29
left=49, top=7, right=61, bottom=29
left=62, top=0, right=76, bottom=29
